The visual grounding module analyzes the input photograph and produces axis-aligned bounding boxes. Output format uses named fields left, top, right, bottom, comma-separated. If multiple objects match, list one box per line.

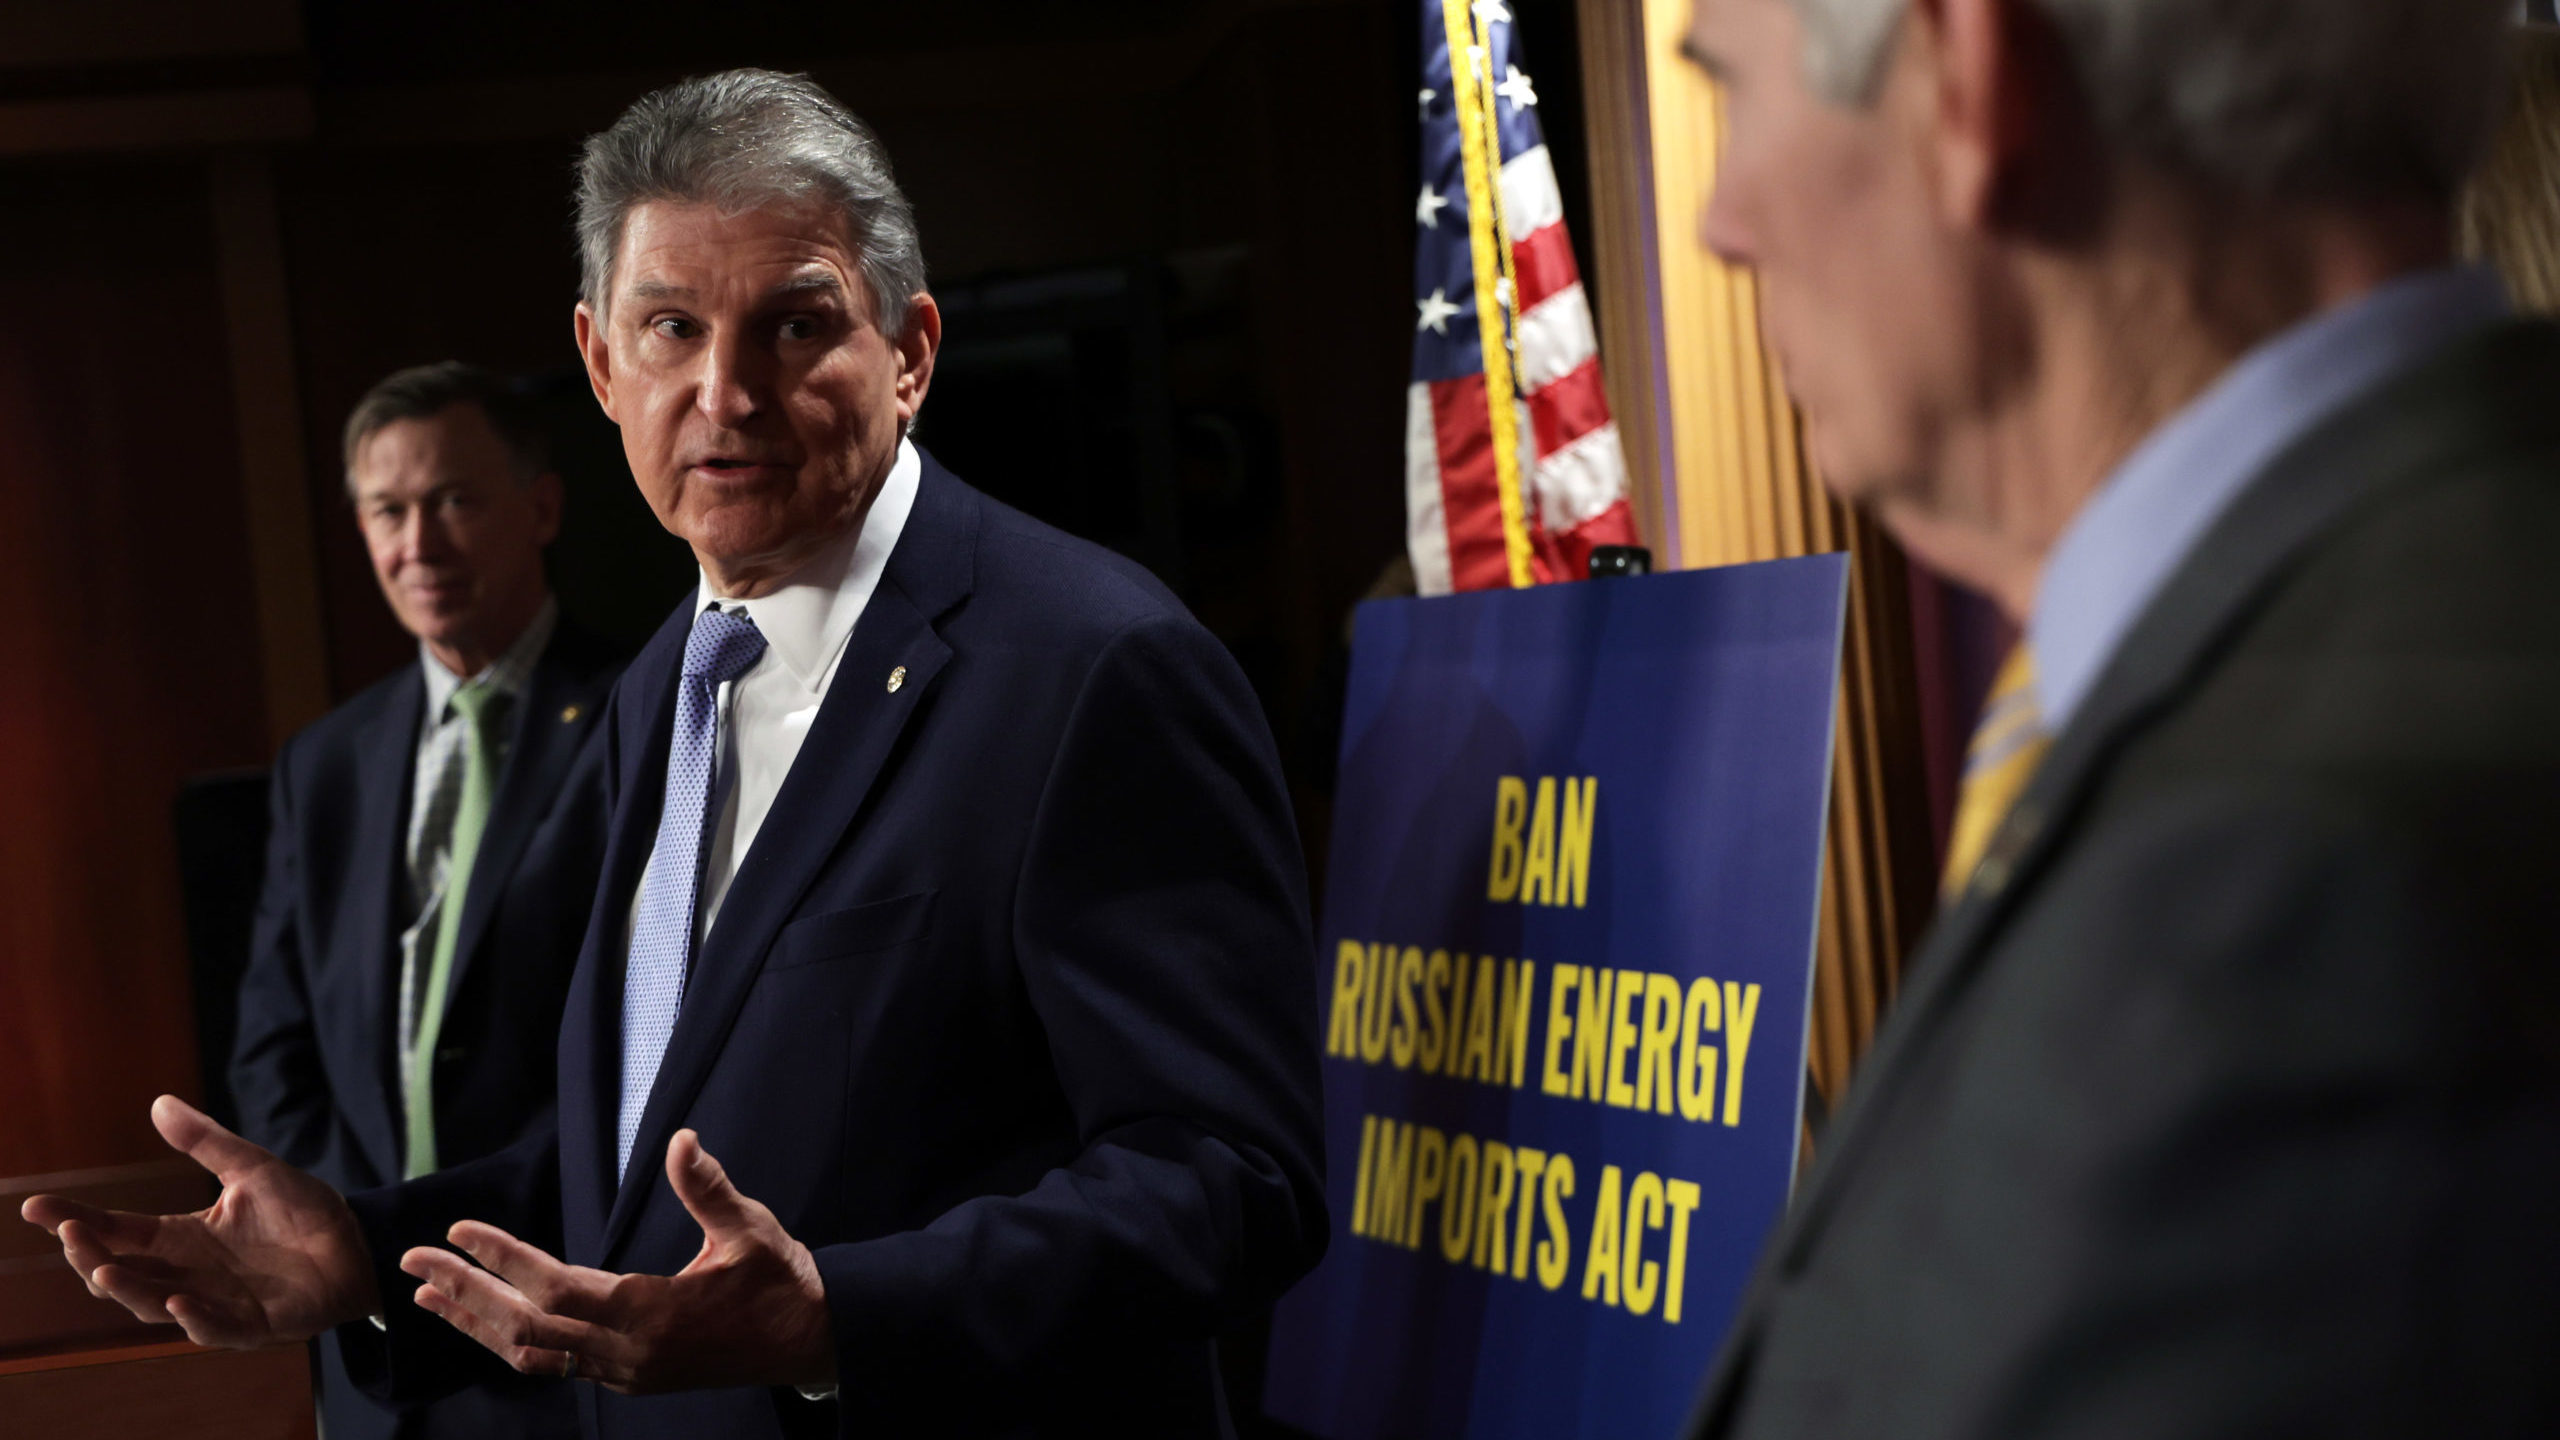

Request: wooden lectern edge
left=0, top=1336, right=211, bottom=1378
left=0, top=1334, right=317, bottom=1440
left=0, top=1157, right=209, bottom=1200
left=0, top=1160, right=225, bottom=1360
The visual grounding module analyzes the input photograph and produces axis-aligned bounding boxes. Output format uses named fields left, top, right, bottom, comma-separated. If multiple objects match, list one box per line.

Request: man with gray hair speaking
left=23, top=70, right=1326, bottom=1439
left=1677, top=0, right=2560, bottom=1436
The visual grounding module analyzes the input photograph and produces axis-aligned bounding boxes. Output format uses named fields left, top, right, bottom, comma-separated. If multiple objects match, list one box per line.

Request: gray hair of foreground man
left=341, top=361, right=550, bottom=492
left=575, top=68, right=927, bottom=339
left=1786, top=0, right=2511, bottom=200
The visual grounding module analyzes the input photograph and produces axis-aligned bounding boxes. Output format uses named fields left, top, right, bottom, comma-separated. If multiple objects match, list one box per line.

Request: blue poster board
left=1265, top=556, right=1850, bottom=1440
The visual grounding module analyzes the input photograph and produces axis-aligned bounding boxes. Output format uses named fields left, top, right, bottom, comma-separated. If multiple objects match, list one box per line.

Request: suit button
left=1973, top=802, right=2043, bottom=899
left=1975, top=855, right=2010, bottom=896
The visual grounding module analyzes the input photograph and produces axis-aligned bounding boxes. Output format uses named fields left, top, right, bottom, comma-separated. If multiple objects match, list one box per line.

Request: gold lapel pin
left=560, top=704, right=582, bottom=723
left=886, top=665, right=908, bottom=693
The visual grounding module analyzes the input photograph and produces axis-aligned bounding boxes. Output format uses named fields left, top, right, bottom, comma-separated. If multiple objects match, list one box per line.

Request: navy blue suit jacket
left=343, top=454, right=1328, bottom=1438
left=233, top=616, right=623, bottom=1439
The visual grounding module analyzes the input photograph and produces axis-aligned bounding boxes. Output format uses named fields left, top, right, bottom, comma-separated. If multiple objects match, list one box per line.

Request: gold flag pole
left=1440, top=0, right=1537, bottom=588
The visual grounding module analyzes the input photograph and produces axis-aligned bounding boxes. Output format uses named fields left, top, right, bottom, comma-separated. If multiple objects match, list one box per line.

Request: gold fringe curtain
left=1575, top=0, right=1939, bottom=1114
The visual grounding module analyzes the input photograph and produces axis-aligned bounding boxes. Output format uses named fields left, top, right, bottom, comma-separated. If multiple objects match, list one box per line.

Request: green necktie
left=403, top=683, right=507, bottom=1179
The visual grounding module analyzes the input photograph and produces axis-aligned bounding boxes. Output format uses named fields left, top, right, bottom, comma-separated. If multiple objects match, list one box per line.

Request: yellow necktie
left=1942, top=646, right=2050, bottom=899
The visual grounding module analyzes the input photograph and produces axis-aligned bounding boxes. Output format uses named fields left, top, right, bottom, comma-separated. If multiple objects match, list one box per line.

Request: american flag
left=1408, top=0, right=1639, bottom=594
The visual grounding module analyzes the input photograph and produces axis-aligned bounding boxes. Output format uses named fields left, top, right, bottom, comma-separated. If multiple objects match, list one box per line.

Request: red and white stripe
left=1412, top=144, right=1639, bottom=594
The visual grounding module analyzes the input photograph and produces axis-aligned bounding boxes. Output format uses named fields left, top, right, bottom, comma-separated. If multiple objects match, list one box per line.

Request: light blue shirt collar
left=2028, top=266, right=2510, bottom=733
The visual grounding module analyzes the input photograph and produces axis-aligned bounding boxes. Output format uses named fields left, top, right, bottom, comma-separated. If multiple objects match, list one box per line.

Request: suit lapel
left=438, top=632, right=615, bottom=1013
left=599, top=455, right=980, bottom=1261
left=560, top=609, right=687, bottom=1262
left=345, top=670, right=424, bottom=1174
left=600, top=593, right=957, bottom=1258
left=1690, top=320, right=2560, bottom=1434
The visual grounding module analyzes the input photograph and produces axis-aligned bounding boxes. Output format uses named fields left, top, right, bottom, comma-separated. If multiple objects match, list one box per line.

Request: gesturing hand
left=19, top=1095, right=380, bottom=1348
left=402, top=1129, right=834, bottom=1394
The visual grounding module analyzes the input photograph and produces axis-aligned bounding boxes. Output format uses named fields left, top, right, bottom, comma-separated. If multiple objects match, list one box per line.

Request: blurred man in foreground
left=1678, top=0, right=2560, bottom=1434
left=27, top=71, right=1323, bottom=1439
left=230, top=362, right=622, bottom=1440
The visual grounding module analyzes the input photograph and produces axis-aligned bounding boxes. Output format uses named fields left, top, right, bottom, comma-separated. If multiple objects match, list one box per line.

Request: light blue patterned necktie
left=618, top=605, right=767, bottom=1181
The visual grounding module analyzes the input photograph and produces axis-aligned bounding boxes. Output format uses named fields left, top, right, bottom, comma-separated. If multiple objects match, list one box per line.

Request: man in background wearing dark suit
left=32, top=72, right=1323, bottom=1438
left=1670, top=0, right=2560, bottom=1435
left=230, top=363, right=623, bottom=1440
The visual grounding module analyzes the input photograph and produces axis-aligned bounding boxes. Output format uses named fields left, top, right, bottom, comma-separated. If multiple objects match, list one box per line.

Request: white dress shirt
left=399, top=598, right=556, bottom=1061
left=628, top=438, right=922, bottom=949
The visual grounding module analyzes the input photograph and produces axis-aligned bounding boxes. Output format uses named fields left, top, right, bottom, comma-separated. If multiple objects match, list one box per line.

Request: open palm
left=400, top=1129, right=835, bottom=1393
left=20, top=1095, right=378, bottom=1349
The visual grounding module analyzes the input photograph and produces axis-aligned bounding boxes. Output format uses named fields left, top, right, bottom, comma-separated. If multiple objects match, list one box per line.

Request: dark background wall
left=0, top=159, right=273, bottom=1177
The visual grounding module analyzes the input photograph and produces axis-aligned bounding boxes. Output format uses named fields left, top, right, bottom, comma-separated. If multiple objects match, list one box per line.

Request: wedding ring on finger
left=560, top=1351, right=578, bottom=1381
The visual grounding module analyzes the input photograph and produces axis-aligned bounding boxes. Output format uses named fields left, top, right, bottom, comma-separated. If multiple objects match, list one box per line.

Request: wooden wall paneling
left=1571, top=0, right=1673, bottom=562
left=0, top=162, right=270, bottom=1176
left=0, top=90, right=311, bottom=161
left=211, top=149, right=331, bottom=744
left=1577, top=0, right=1939, bottom=1110
left=0, top=0, right=300, bottom=70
